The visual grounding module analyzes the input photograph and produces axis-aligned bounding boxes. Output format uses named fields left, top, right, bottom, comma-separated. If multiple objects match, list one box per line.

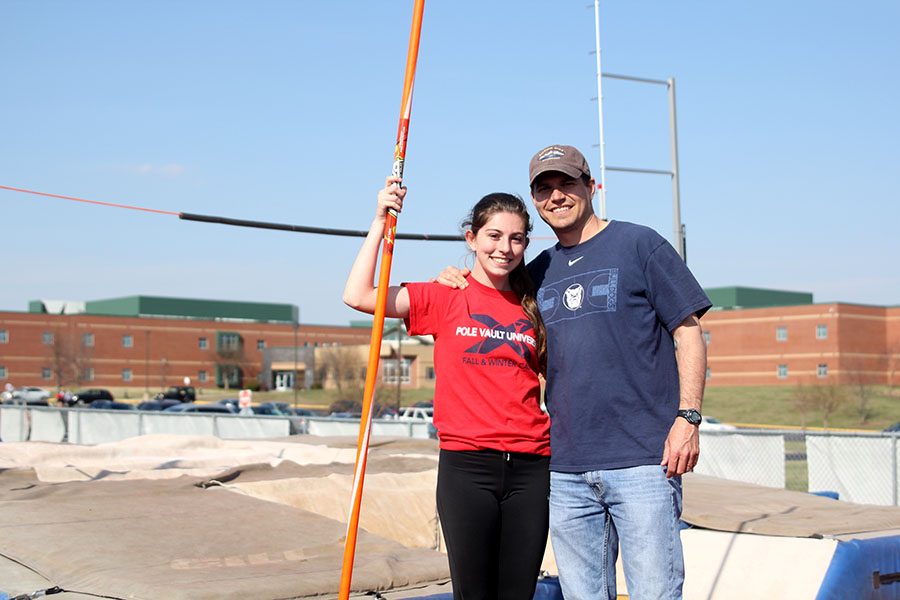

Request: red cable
left=0, top=184, right=179, bottom=216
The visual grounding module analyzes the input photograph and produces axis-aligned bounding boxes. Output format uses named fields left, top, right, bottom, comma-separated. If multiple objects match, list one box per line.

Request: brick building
left=0, top=296, right=371, bottom=393
left=702, top=287, right=900, bottom=386
left=2, top=289, right=898, bottom=393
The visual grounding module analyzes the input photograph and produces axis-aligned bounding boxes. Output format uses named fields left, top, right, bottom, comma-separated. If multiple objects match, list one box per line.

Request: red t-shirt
left=405, top=277, right=550, bottom=456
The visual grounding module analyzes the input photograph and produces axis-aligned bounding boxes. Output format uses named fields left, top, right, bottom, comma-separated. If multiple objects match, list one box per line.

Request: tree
left=887, top=337, right=900, bottom=396
left=215, top=334, right=246, bottom=390
left=47, top=328, right=92, bottom=390
left=844, top=357, right=877, bottom=424
left=792, top=382, right=848, bottom=428
left=791, top=384, right=816, bottom=428
left=815, top=385, right=848, bottom=429
left=318, top=345, right=365, bottom=400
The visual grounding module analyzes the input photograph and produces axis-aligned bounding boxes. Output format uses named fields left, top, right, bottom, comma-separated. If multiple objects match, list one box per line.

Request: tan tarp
left=4, top=435, right=900, bottom=599
left=0, top=435, right=449, bottom=599
left=0, top=434, right=366, bottom=483
left=682, top=473, right=900, bottom=538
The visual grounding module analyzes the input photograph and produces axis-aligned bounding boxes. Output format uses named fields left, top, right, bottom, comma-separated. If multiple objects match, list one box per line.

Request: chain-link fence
left=0, top=404, right=432, bottom=444
left=0, top=404, right=292, bottom=442
left=695, top=429, right=900, bottom=506
left=3, top=405, right=897, bottom=506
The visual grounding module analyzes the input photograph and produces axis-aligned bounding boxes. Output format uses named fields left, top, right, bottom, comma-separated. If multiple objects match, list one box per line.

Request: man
left=440, top=144, right=710, bottom=599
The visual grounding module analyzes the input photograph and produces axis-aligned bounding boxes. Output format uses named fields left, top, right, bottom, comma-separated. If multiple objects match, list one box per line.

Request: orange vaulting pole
left=338, top=1, right=425, bottom=598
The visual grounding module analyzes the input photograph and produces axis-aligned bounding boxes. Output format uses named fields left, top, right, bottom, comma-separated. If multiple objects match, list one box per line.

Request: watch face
left=679, top=409, right=702, bottom=425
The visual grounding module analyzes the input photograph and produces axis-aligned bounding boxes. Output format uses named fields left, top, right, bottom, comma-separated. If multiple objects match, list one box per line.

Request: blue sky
left=2, top=1, right=898, bottom=325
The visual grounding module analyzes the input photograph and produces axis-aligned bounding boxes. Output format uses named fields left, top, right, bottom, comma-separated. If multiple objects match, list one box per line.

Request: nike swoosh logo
left=568, top=256, right=584, bottom=267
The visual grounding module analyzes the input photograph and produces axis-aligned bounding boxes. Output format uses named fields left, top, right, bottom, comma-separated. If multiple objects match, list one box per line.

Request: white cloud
left=101, top=163, right=187, bottom=177
left=132, top=163, right=186, bottom=177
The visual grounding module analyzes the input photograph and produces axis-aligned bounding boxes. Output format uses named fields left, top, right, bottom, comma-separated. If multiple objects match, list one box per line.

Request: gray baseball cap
left=529, top=144, right=592, bottom=185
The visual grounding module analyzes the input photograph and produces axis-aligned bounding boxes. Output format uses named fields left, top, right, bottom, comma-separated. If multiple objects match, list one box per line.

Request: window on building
left=257, top=339, right=266, bottom=351
left=425, top=366, right=436, bottom=380
left=0, top=365, right=6, bottom=378
left=775, top=326, right=788, bottom=342
left=198, top=337, right=209, bottom=350
left=817, top=363, right=828, bottom=378
left=41, top=367, right=51, bottom=380
left=816, top=324, right=828, bottom=340
left=216, top=365, right=242, bottom=388
left=82, top=367, right=95, bottom=381
left=0, top=330, right=8, bottom=343
left=82, top=333, right=94, bottom=347
left=122, top=334, right=133, bottom=348
left=705, top=367, right=711, bottom=380
left=122, top=368, right=133, bottom=382
left=777, top=364, right=788, bottom=379
left=218, top=332, right=242, bottom=352
left=383, top=358, right=411, bottom=384
left=198, top=370, right=208, bottom=383
left=42, top=331, right=54, bottom=345
left=702, top=331, right=711, bottom=345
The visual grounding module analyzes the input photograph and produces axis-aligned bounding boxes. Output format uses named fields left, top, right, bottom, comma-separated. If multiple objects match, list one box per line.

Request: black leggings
left=436, top=449, right=550, bottom=600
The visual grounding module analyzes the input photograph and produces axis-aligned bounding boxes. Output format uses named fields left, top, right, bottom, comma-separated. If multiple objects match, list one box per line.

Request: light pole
left=396, top=320, right=402, bottom=411
left=293, top=317, right=299, bottom=409
left=592, top=0, right=608, bottom=219
left=144, top=330, right=150, bottom=399
left=588, top=2, right=686, bottom=260
left=160, top=357, right=168, bottom=390
left=591, top=72, right=686, bottom=261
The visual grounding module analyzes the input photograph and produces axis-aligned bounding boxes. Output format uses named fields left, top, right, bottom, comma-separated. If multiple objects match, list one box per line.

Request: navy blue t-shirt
left=528, top=220, right=711, bottom=472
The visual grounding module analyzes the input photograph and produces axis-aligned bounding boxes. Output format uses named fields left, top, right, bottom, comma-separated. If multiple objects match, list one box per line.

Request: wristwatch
left=677, top=409, right=702, bottom=426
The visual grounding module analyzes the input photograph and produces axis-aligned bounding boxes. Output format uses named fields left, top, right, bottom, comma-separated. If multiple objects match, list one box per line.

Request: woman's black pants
left=436, top=449, right=550, bottom=600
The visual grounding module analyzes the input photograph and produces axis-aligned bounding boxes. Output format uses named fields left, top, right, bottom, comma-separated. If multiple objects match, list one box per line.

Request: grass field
left=702, top=385, right=900, bottom=492
left=703, top=385, right=900, bottom=431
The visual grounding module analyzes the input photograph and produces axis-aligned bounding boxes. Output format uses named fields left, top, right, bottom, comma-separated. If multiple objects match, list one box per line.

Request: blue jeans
left=549, top=465, right=684, bottom=600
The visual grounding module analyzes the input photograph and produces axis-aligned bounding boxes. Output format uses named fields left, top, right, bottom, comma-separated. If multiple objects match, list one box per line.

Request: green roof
left=350, top=318, right=414, bottom=339
left=704, top=286, right=813, bottom=310
left=83, top=296, right=298, bottom=323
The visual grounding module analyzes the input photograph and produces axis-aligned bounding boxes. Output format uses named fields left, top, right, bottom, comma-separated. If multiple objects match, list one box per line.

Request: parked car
left=699, top=416, right=738, bottom=431
left=137, top=399, right=182, bottom=411
left=163, top=402, right=233, bottom=414
left=9, top=386, right=51, bottom=405
left=377, top=406, right=399, bottom=419
left=246, top=403, right=311, bottom=435
left=70, top=389, right=114, bottom=406
left=251, top=402, right=285, bottom=416
left=89, top=399, right=135, bottom=410
left=155, top=386, right=196, bottom=402
left=884, top=422, right=900, bottom=433
left=214, top=398, right=241, bottom=413
left=397, top=406, right=434, bottom=422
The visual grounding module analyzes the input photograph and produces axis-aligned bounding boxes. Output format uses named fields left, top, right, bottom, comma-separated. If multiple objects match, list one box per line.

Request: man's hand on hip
left=661, top=417, right=699, bottom=478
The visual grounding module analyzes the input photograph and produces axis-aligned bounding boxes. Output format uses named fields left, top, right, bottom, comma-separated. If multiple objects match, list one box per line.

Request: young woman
left=343, top=177, right=550, bottom=600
